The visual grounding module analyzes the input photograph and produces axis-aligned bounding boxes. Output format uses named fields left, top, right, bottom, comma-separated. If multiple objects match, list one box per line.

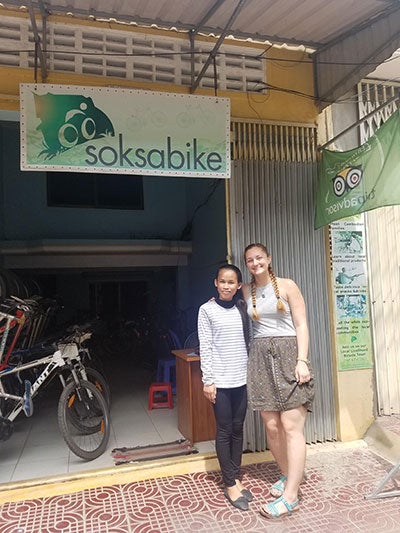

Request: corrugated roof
left=8, top=0, right=399, bottom=49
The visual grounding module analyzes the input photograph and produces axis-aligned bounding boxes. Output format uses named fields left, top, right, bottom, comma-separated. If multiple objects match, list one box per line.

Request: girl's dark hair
left=244, top=243, right=286, bottom=319
left=215, top=263, right=243, bottom=283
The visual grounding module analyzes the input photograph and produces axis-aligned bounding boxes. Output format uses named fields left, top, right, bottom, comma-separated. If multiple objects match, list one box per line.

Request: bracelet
left=297, top=358, right=310, bottom=367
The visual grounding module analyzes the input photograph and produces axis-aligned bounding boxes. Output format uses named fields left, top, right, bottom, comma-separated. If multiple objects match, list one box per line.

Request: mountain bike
left=0, top=342, right=110, bottom=460
left=0, top=304, right=111, bottom=412
left=61, top=326, right=111, bottom=409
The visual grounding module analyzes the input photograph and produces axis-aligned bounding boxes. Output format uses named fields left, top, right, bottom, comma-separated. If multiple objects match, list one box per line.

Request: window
left=47, top=172, right=144, bottom=209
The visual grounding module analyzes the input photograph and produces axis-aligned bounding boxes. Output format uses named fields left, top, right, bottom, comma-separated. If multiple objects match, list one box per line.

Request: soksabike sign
left=20, top=84, right=231, bottom=179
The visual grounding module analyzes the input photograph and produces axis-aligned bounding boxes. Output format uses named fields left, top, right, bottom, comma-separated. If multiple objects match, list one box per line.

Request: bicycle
left=0, top=342, right=110, bottom=460
left=0, top=299, right=31, bottom=368
left=61, top=325, right=111, bottom=409
left=0, top=299, right=111, bottom=411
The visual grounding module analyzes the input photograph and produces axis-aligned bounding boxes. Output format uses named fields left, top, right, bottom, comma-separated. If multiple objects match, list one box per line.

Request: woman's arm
left=280, top=278, right=311, bottom=384
left=242, top=282, right=250, bottom=301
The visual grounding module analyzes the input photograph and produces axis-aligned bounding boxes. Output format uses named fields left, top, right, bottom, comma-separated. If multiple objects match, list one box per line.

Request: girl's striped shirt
left=198, top=300, right=248, bottom=388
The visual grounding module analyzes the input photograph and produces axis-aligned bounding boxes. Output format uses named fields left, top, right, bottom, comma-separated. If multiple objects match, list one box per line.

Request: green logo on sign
left=34, top=93, right=115, bottom=159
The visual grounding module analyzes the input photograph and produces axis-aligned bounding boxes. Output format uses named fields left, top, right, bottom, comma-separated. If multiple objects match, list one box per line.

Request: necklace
left=256, top=282, right=270, bottom=298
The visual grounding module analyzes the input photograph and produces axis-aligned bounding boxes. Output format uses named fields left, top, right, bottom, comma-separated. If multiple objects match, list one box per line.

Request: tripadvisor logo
left=332, top=165, right=363, bottom=197
left=34, top=92, right=115, bottom=159
left=325, top=164, right=375, bottom=216
left=84, top=134, right=223, bottom=172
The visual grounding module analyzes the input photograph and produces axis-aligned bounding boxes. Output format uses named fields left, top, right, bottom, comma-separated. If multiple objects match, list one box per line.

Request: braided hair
left=245, top=243, right=286, bottom=321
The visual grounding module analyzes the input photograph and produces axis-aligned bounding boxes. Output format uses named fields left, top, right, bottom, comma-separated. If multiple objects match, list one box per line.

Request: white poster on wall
left=330, top=215, right=373, bottom=371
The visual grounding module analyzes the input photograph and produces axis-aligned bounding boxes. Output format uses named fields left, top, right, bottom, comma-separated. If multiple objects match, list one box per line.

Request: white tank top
left=247, top=282, right=296, bottom=337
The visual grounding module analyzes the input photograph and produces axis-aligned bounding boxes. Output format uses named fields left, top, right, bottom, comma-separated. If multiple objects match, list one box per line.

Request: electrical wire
left=0, top=43, right=398, bottom=105
left=0, top=46, right=399, bottom=69
left=248, top=78, right=400, bottom=106
left=179, top=180, right=221, bottom=241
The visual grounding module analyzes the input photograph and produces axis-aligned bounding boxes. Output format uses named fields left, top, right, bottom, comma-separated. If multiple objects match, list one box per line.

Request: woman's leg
left=260, top=411, right=288, bottom=475
left=280, top=405, right=307, bottom=503
left=260, top=406, right=307, bottom=517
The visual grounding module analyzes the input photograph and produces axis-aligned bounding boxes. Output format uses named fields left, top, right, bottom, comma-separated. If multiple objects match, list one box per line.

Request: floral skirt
left=247, top=336, right=315, bottom=412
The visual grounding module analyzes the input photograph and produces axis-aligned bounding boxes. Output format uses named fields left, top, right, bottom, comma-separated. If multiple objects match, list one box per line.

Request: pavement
left=1, top=416, right=400, bottom=533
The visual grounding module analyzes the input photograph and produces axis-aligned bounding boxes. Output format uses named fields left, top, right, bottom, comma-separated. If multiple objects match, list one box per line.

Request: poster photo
left=332, top=229, right=364, bottom=256
left=334, top=263, right=366, bottom=288
left=336, top=294, right=367, bottom=319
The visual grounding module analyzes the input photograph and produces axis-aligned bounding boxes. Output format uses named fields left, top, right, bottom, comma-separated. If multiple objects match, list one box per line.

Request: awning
left=5, top=0, right=400, bottom=108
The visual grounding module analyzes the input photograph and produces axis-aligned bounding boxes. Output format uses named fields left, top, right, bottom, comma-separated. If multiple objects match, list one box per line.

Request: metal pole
left=225, top=178, right=232, bottom=264
left=28, top=0, right=48, bottom=82
left=190, top=0, right=247, bottom=93
left=189, top=30, right=195, bottom=88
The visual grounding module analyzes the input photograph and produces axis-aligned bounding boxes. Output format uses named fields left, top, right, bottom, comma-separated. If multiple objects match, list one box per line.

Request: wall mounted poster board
left=331, top=216, right=373, bottom=371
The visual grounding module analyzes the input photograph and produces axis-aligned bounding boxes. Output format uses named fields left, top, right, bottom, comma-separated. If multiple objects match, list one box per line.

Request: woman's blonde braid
left=250, top=275, right=260, bottom=320
left=268, top=265, right=286, bottom=311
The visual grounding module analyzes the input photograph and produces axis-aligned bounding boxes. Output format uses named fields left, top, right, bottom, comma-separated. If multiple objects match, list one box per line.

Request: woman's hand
left=203, top=384, right=217, bottom=403
left=295, top=360, right=311, bottom=384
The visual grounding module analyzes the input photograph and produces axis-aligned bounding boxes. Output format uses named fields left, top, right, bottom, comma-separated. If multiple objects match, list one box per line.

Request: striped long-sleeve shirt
left=197, top=300, right=248, bottom=388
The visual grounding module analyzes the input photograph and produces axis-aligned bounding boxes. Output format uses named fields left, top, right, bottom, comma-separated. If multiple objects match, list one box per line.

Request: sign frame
left=20, top=84, right=231, bottom=179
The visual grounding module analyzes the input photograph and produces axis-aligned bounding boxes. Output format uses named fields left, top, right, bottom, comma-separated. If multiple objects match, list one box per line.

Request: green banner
left=315, top=110, right=400, bottom=229
left=20, top=84, right=231, bottom=178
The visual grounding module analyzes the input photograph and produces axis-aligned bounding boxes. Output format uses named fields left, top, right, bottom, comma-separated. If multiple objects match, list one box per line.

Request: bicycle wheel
left=71, top=366, right=111, bottom=409
left=58, top=379, right=110, bottom=460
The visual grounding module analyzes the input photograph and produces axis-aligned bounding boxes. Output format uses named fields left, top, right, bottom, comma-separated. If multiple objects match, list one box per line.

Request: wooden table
left=172, top=349, right=216, bottom=443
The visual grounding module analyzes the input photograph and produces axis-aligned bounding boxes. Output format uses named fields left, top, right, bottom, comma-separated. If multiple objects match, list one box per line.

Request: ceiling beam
left=190, top=0, right=247, bottom=94
left=191, top=0, right=226, bottom=37
left=27, top=0, right=48, bottom=82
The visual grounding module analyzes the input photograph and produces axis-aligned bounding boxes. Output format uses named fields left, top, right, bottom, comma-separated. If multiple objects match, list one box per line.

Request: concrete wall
left=0, top=123, right=188, bottom=241
left=184, top=178, right=227, bottom=333
left=0, top=10, right=317, bottom=124
left=0, top=120, right=227, bottom=334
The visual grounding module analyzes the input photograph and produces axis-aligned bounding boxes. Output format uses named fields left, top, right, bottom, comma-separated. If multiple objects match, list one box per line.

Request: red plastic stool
left=148, top=382, right=173, bottom=410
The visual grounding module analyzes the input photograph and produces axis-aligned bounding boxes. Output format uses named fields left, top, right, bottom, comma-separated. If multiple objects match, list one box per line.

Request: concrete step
left=364, top=415, right=400, bottom=465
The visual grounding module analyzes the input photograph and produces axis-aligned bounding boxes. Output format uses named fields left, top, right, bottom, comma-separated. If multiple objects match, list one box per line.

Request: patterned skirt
left=247, top=336, right=315, bottom=412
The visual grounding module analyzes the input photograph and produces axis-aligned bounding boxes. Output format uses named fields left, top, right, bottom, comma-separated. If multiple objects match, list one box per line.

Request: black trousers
left=213, top=384, right=247, bottom=487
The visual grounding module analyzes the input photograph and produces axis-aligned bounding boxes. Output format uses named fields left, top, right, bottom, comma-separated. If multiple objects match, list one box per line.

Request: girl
left=198, top=264, right=252, bottom=511
left=243, top=243, right=315, bottom=519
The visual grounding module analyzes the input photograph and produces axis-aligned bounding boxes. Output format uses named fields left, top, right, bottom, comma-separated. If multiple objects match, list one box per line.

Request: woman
left=242, top=243, right=314, bottom=519
left=198, top=264, right=252, bottom=511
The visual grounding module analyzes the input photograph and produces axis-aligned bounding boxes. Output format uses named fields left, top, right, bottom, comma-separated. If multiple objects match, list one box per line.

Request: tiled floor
left=2, top=363, right=400, bottom=532
left=375, top=414, right=400, bottom=437
left=0, top=363, right=214, bottom=484
left=1, top=444, right=400, bottom=532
